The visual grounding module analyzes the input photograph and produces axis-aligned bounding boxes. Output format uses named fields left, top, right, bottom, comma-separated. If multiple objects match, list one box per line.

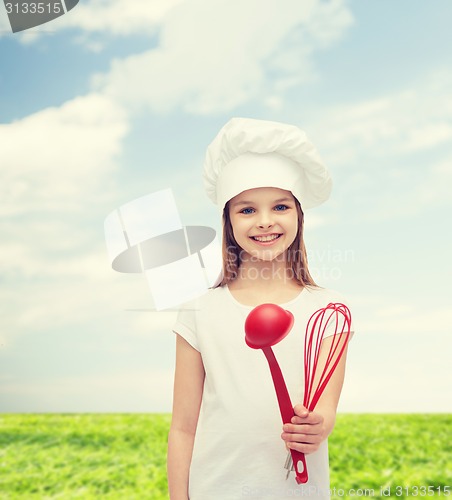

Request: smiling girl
left=167, top=118, right=354, bottom=499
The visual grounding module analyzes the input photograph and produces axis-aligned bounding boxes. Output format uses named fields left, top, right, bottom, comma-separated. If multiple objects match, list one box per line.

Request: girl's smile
left=250, top=233, right=283, bottom=245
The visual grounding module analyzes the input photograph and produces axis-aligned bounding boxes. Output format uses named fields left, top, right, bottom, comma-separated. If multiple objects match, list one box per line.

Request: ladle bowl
left=245, top=303, right=294, bottom=348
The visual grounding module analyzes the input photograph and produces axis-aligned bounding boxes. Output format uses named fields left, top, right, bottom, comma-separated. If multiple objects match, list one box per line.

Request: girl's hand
left=280, top=404, right=326, bottom=454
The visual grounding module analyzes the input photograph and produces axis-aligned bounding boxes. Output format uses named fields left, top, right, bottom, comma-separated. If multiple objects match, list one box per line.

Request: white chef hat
left=203, top=117, right=332, bottom=212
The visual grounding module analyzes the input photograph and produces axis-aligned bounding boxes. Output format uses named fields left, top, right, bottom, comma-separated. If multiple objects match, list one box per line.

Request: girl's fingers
left=291, top=412, right=323, bottom=425
left=283, top=423, right=320, bottom=435
left=281, top=432, right=318, bottom=444
left=287, top=441, right=320, bottom=454
left=293, top=404, right=309, bottom=418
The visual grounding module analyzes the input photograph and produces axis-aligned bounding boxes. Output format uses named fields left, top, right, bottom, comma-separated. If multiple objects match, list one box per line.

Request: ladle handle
left=262, top=347, right=309, bottom=484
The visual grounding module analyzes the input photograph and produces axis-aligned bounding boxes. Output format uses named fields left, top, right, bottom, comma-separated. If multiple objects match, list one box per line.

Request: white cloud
left=131, top=310, right=178, bottom=335
left=0, top=93, right=129, bottom=216
left=367, top=305, right=452, bottom=336
left=346, top=292, right=452, bottom=338
left=400, top=122, right=452, bottom=152
left=334, top=294, right=452, bottom=412
left=92, top=0, right=353, bottom=115
left=0, top=265, right=136, bottom=341
left=414, top=155, right=452, bottom=207
left=315, top=69, right=452, bottom=166
left=63, top=0, right=184, bottom=35
left=0, top=368, right=175, bottom=412
left=309, top=69, right=452, bottom=218
left=3, top=0, right=354, bottom=114
left=0, top=93, right=132, bottom=345
left=340, top=358, right=451, bottom=412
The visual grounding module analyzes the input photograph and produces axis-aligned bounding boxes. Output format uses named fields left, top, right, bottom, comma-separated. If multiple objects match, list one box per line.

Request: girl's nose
left=257, top=212, right=274, bottom=229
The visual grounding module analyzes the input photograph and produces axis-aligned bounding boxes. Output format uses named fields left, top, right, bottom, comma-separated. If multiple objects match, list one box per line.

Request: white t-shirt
left=173, top=285, right=353, bottom=500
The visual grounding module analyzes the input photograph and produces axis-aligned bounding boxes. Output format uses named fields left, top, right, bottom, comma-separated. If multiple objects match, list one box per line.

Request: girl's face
left=228, top=187, right=298, bottom=262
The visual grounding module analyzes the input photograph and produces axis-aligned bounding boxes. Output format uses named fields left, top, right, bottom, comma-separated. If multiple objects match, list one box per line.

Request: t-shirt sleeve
left=172, top=301, right=200, bottom=352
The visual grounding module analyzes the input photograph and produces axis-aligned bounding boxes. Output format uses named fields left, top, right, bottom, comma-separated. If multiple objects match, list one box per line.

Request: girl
left=167, top=118, right=353, bottom=499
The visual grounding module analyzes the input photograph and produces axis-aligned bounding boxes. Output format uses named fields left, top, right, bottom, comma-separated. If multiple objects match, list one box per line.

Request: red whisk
left=245, top=302, right=352, bottom=484
left=287, top=302, right=352, bottom=481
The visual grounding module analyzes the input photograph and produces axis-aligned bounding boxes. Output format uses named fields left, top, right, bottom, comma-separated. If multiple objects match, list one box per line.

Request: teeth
left=253, top=234, right=280, bottom=242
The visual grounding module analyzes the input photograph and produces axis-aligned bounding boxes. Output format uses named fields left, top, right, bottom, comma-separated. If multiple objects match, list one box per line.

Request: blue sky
left=1, top=0, right=451, bottom=413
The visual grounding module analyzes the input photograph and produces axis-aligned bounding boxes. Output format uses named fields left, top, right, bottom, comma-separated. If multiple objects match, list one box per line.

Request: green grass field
left=0, top=414, right=450, bottom=499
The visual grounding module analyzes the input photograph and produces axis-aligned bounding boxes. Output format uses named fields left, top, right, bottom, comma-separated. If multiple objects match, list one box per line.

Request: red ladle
left=245, top=303, right=308, bottom=484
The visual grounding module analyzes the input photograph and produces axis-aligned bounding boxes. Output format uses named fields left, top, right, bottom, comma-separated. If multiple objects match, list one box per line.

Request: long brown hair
left=214, top=196, right=317, bottom=288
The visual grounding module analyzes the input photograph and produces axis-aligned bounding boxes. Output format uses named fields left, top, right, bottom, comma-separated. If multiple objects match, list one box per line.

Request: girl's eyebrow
left=273, top=197, right=294, bottom=204
left=232, top=197, right=293, bottom=207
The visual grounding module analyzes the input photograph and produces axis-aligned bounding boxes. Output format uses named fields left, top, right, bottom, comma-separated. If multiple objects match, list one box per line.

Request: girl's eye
left=274, top=204, right=289, bottom=211
left=240, top=207, right=255, bottom=215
